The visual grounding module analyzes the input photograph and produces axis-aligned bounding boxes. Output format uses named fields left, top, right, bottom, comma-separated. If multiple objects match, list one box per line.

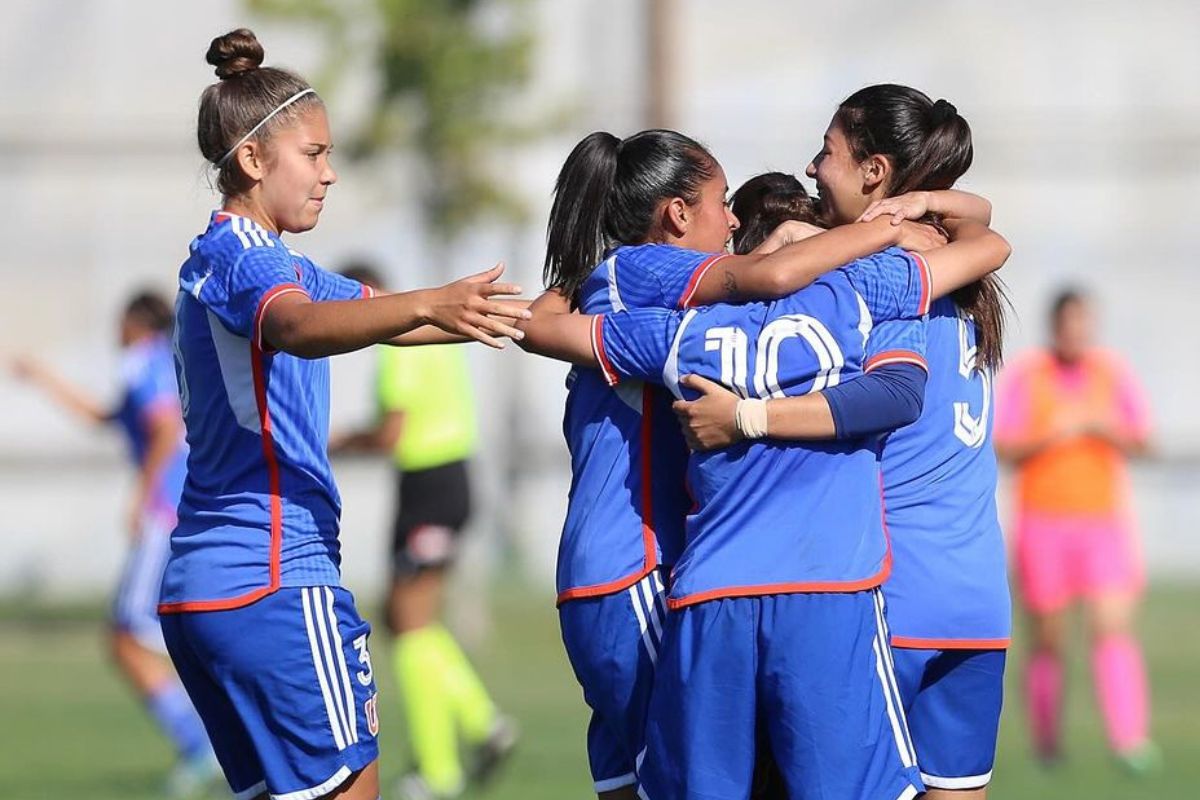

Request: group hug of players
left=18, top=26, right=1031, bottom=800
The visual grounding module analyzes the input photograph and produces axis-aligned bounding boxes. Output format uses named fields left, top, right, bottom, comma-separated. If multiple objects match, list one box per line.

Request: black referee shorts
left=390, top=459, right=472, bottom=579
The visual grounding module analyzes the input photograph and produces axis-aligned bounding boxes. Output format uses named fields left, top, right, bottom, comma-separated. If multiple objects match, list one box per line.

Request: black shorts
left=390, top=460, right=472, bottom=577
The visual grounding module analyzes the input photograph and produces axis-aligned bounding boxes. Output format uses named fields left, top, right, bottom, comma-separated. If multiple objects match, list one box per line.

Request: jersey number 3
left=952, top=316, right=991, bottom=448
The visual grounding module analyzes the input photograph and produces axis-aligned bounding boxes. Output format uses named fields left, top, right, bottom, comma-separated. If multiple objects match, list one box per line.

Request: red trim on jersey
left=158, top=338, right=284, bottom=615
left=890, top=636, right=1011, bottom=650
left=910, top=251, right=933, bottom=315
left=253, top=283, right=308, bottom=353
left=679, top=253, right=731, bottom=309
left=591, top=315, right=621, bottom=386
left=667, top=461, right=894, bottom=610
left=361, top=284, right=375, bottom=299
left=558, top=385, right=661, bottom=605
left=865, top=350, right=929, bottom=373
left=666, top=562, right=891, bottom=610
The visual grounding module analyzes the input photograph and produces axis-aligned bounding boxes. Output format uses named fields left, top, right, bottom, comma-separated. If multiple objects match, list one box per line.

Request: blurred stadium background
left=1, top=1, right=1198, bottom=798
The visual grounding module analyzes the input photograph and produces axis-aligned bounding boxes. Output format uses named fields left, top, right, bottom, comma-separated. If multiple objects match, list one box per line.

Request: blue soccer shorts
left=638, top=589, right=924, bottom=800
left=559, top=569, right=668, bottom=793
left=111, top=512, right=173, bottom=652
left=161, top=586, right=380, bottom=800
left=891, top=647, right=1006, bottom=790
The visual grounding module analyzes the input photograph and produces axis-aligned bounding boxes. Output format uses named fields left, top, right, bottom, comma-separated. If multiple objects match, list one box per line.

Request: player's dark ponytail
left=837, top=84, right=1007, bottom=371
left=543, top=129, right=717, bottom=307
left=730, top=172, right=821, bottom=255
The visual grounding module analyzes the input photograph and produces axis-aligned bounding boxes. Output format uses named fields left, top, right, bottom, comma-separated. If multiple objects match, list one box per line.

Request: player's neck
left=223, top=194, right=280, bottom=236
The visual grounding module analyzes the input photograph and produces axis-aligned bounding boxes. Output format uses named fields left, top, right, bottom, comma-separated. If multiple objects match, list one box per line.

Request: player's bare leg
left=324, top=761, right=380, bottom=799
left=923, top=787, right=987, bottom=800
left=599, top=786, right=639, bottom=800
left=1087, top=590, right=1159, bottom=773
left=110, top=629, right=177, bottom=695
left=390, top=567, right=445, bottom=633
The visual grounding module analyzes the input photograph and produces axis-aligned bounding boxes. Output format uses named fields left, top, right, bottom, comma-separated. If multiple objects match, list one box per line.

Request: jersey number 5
left=952, top=315, right=991, bottom=448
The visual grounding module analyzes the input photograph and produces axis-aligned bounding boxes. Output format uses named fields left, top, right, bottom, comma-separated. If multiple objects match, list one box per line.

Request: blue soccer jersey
left=159, top=212, right=369, bottom=613
left=593, top=248, right=931, bottom=608
left=112, top=335, right=189, bottom=517
left=880, top=297, right=1012, bottom=647
left=556, top=244, right=728, bottom=603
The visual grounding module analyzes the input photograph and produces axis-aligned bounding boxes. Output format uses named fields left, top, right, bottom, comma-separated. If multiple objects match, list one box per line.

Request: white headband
left=217, top=87, right=317, bottom=167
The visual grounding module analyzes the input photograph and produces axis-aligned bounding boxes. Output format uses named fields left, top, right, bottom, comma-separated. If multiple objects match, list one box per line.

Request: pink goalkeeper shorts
left=1014, top=513, right=1144, bottom=613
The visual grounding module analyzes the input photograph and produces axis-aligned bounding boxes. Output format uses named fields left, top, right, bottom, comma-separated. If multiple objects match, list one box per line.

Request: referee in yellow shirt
left=335, top=264, right=516, bottom=800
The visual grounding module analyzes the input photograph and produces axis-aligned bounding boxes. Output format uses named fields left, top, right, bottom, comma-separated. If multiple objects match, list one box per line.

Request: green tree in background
left=250, top=0, right=537, bottom=240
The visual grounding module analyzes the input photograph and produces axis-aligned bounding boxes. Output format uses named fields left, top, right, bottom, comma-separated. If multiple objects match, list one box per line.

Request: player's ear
left=234, top=141, right=267, bottom=182
left=860, top=154, right=890, bottom=193
left=663, top=196, right=689, bottom=238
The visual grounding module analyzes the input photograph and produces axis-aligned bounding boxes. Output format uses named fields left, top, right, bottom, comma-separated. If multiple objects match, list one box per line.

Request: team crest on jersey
left=365, top=692, right=380, bottom=736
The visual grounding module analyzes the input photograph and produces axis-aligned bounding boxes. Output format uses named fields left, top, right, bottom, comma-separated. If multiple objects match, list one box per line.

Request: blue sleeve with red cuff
left=824, top=362, right=927, bottom=438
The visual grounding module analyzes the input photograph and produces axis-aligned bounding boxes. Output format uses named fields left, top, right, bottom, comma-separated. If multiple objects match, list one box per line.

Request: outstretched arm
left=262, top=264, right=531, bottom=358
left=10, top=357, right=111, bottom=424
left=515, top=290, right=599, bottom=367
left=689, top=216, right=946, bottom=305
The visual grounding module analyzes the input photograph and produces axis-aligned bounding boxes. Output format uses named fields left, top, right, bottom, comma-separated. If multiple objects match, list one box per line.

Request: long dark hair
left=837, top=84, right=1007, bottom=370
left=543, top=129, right=717, bottom=307
left=730, top=172, right=821, bottom=255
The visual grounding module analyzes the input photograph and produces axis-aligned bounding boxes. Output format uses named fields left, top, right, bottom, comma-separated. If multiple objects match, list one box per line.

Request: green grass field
left=2, top=582, right=1197, bottom=800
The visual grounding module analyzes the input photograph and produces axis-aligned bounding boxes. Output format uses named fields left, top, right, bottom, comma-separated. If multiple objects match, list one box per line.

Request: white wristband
left=735, top=398, right=769, bottom=439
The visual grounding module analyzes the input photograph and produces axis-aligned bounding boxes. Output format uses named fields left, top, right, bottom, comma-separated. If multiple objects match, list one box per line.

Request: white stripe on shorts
left=311, top=587, right=356, bottom=747
left=302, top=588, right=350, bottom=750
left=233, top=779, right=268, bottom=800
left=593, top=772, right=637, bottom=792
left=870, top=590, right=917, bottom=768
left=894, top=785, right=921, bottom=800
left=271, top=764, right=352, bottom=800
left=628, top=579, right=658, bottom=665
left=323, top=587, right=359, bottom=744
left=873, top=590, right=916, bottom=760
left=920, top=770, right=992, bottom=790
left=639, top=576, right=665, bottom=643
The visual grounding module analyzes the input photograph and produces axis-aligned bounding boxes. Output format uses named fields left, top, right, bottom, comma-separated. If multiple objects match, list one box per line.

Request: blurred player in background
left=333, top=263, right=515, bottom=800
left=159, top=28, right=526, bottom=800
left=10, top=291, right=218, bottom=797
left=995, top=288, right=1158, bottom=773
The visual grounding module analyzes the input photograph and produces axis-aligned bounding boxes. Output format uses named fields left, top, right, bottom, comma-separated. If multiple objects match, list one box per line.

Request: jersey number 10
left=704, top=314, right=845, bottom=399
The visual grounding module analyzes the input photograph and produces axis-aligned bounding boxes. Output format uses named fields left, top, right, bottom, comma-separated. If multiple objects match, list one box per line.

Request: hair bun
left=206, top=28, right=265, bottom=80
left=931, top=98, right=957, bottom=125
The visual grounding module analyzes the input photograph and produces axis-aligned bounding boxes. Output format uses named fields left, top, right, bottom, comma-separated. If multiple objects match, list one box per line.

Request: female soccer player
left=11, top=292, right=217, bottom=796
left=519, top=204, right=1011, bottom=799
left=159, top=29, right=526, bottom=800
left=675, top=85, right=1012, bottom=798
left=530, top=128, right=945, bottom=799
left=994, top=289, right=1157, bottom=772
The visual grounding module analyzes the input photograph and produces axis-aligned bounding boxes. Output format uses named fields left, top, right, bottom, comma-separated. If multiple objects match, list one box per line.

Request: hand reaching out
left=423, top=263, right=532, bottom=348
